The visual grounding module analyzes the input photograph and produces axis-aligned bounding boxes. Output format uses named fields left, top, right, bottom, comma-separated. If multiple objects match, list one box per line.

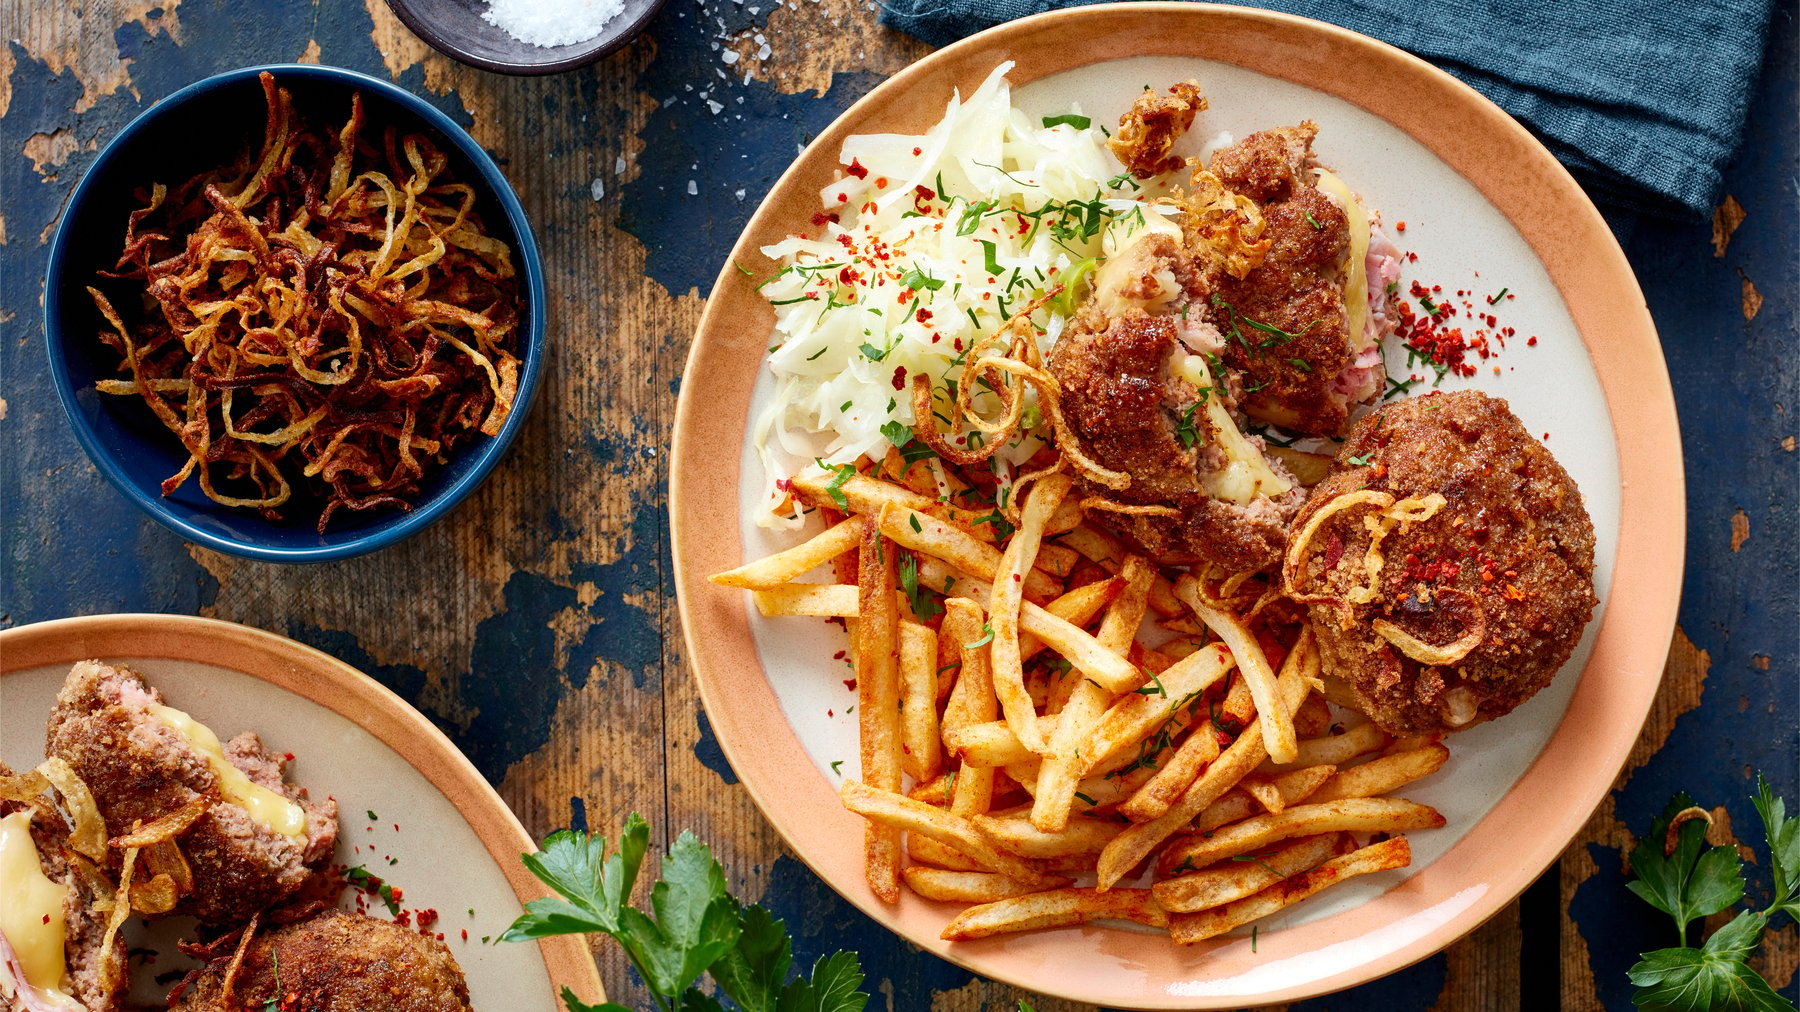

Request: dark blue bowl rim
left=43, top=63, right=547, bottom=564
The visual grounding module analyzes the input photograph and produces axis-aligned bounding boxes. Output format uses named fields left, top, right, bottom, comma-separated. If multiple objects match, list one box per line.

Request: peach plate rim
left=0, top=613, right=606, bottom=1009
left=669, top=3, right=1684, bottom=1006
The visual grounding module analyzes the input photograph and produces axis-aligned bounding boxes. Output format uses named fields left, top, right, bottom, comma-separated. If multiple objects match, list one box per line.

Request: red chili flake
left=912, top=185, right=936, bottom=213
left=827, top=709, right=834, bottom=718
left=1395, top=221, right=1407, bottom=231
left=845, top=158, right=869, bottom=179
left=1406, top=251, right=1419, bottom=262
left=912, top=146, right=922, bottom=156
left=1322, top=529, right=1346, bottom=570
left=283, top=752, right=294, bottom=761
left=396, top=910, right=412, bottom=927
left=461, top=929, right=469, bottom=941
left=953, top=337, right=964, bottom=352
left=810, top=210, right=840, bottom=227
left=832, top=649, right=846, bottom=660
left=843, top=678, right=857, bottom=691
left=874, top=176, right=888, bottom=188
left=1527, top=336, right=1538, bottom=346
left=41, top=913, right=50, bottom=924
left=915, top=307, right=933, bottom=324
left=837, top=266, right=862, bottom=285
left=891, top=366, right=907, bottom=391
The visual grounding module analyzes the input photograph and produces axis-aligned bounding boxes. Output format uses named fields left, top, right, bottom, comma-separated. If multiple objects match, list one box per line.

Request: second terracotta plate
left=0, top=614, right=604, bottom=1011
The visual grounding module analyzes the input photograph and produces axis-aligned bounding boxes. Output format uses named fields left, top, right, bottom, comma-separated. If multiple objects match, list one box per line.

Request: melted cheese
left=146, top=704, right=306, bottom=837
left=1312, top=170, right=1373, bottom=354
left=0, top=811, right=75, bottom=1005
left=1174, top=353, right=1293, bottom=504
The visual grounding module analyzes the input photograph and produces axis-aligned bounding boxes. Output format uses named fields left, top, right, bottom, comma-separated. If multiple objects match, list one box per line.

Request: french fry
left=988, top=475, right=1071, bottom=755
left=753, top=583, right=860, bottom=617
left=1266, top=722, right=1390, bottom=771
left=974, top=810, right=1124, bottom=858
left=909, top=833, right=984, bottom=871
left=1218, top=674, right=1257, bottom=730
left=1190, top=765, right=1337, bottom=833
left=839, top=781, right=1048, bottom=884
left=1169, top=836, right=1413, bottom=944
left=792, top=470, right=1000, bottom=545
left=903, top=866, right=1073, bottom=903
left=1118, top=719, right=1222, bottom=823
left=944, top=721, right=1037, bottom=768
left=900, top=621, right=942, bottom=782
left=1153, top=832, right=1354, bottom=912
left=1291, top=694, right=1334, bottom=739
left=941, top=599, right=997, bottom=818
left=1034, top=543, right=1080, bottom=580
left=908, top=772, right=952, bottom=806
left=711, top=517, right=863, bottom=589
left=915, top=557, right=1142, bottom=690
left=1034, top=555, right=1154, bottom=832
left=1095, top=642, right=1315, bottom=890
left=857, top=513, right=904, bottom=902
left=1157, top=796, right=1445, bottom=874
left=1082, top=643, right=1234, bottom=776
left=942, top=888, right=1168, bottom=941
left=1044, top=498, right=1084, bottom=536
left=1057, top=524, right=1184, bottom=617
left=1177, top=574, right=1297, bottom=764
left=878, top=504, right=1060, bottom=604
left=1309, top=745, right=1450, bottom=803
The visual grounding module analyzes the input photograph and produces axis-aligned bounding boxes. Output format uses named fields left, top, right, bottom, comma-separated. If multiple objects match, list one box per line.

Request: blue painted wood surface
left=1, top=2, right=1793, bottom=1008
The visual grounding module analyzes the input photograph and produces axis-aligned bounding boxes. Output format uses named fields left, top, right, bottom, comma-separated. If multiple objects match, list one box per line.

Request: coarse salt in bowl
left=381, top=0, right=668, bottom=75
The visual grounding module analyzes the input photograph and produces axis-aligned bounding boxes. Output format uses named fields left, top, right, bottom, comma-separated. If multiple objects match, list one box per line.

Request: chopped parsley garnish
left=805, top=347, right=828, bottom=361
left=1073, top=792, right=1096, bottom=806
left=966, top=622, right=995, bottom=649
left=901, top=265, right=945, bottom=291
left=1134, top=673, right=1168, bottom=697
left=344, top=866, right=401, bottom=916
left=1105, top=170, right=1141, bottom=190
left=1041, top=113, right=1091, bottom=129
left=1175, top=402, right=1204, bottom=449
left=1487, top=287, right=1509, bottom=305
left=830, top=760, right=844, bottom=775
left=859, top=340, right=891, bottom=362
left=817, top=460, right=857, bottom=509
left=980, top=240, right=1001, bottom=277
left=898, top=553, right=943, bottom=620
left=1346, top=452, right=1375, bottom=466
left=1305, top=211, right=1324, bottom=230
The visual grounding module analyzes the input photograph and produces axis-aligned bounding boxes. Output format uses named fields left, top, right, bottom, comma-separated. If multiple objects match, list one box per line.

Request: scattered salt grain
left=590, top=178, right=605, bottom=201
left=687, top=180, right=698, bottom=195
left=482, top=0, right=624, bottom=49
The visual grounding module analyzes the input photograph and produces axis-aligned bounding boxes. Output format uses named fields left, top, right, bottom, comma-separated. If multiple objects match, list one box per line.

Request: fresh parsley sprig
left=502, top=814, right=869, bottom=1012
left=1623, top=774, right=1798, bottom=1012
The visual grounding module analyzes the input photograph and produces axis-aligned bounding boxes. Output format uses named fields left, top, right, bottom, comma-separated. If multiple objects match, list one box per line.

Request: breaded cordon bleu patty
left=45, top=660, right=338, bottom=925
left=168, top=910, right=473, bottom=1012
left=1281, top=391, right=1598, bottom=735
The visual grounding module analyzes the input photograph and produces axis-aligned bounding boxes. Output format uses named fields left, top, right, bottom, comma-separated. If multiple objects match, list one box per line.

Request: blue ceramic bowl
left=45, top=65, right=544, bottom=563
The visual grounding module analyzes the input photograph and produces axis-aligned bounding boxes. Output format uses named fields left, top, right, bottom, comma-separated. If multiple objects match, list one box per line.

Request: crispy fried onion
left=1284, top=491, right=1448, bottom=611
left=911, top=288, right=1130, bottom=492
left=1079, top=496, right=1180, bottom=518
left=1371, top=586, right=1487, bottom=667
left=218, top=911, right=261, bottom=1007
left=0, top=758, right=108, bottom=862
left=109, top=796, right=207, bottom=848
left=1181, top=168, right=1271, bottom=281
left=99, top=846, right=140, bottom=964
left=91, top=70, right=520, bottom=532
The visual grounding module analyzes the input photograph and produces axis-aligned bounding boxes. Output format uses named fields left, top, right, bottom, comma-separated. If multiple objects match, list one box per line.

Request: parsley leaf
left=1627, top=912, right=1788, bottom=1012
left=966, top=622, right=995, bottom=649
left=1041, top=113, right=1090, bottom=129
left=1625, top=795, right=1745, bottom=942
left=1753, top=772, right=1800, bottom=922
left=506, top=817, right=869, bottom=1012
left=1346, top=452, right=1375, bottom=467
left=898, top=553, right=943, bottom=620
left=816, top=461, right=857, bottom=510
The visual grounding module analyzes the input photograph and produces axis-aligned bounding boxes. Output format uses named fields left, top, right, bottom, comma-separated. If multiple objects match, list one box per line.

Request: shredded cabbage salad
left=750, top=62, right=1178, bottom=527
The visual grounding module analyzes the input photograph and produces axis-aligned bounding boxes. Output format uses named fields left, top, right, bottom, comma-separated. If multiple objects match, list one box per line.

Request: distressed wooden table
left=2, top=1, right=1794, bottom=1008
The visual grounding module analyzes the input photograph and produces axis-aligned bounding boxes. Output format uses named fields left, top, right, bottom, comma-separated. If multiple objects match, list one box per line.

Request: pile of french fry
left=712, top=455, right=1450, bottom=946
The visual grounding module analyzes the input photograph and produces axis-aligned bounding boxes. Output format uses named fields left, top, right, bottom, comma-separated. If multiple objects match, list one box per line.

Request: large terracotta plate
left=671, top=4, right=1682, bottom=1006
left=0, top=614, right=604, bottom=1011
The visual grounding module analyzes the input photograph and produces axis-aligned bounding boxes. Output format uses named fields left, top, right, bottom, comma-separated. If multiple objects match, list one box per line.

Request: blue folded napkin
left=879, top=0, right=1775, bottom=219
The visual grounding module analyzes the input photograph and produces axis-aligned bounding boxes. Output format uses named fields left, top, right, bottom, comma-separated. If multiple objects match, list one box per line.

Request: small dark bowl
left=44, top=64, right=546, bottom=563
left=382, top=0, right=667, bottom=75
